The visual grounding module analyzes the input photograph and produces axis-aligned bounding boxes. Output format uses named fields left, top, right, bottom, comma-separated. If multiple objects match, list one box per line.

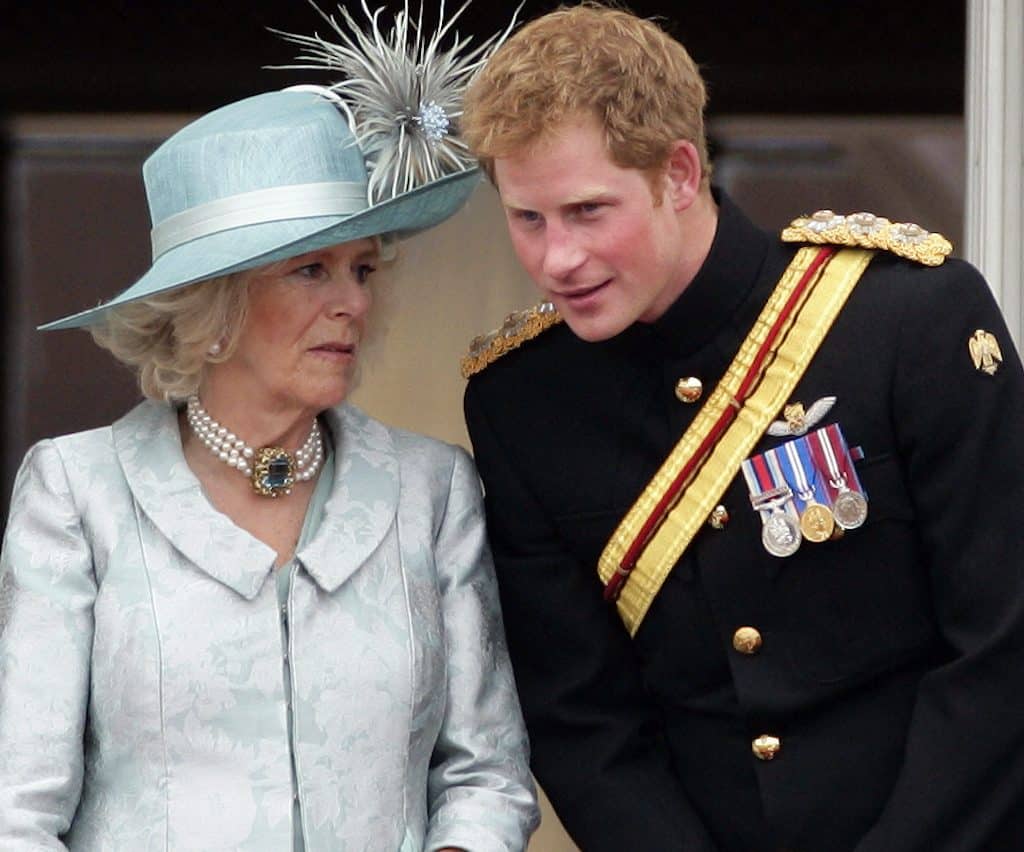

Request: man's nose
left=542, top=226, right=586, bottom=280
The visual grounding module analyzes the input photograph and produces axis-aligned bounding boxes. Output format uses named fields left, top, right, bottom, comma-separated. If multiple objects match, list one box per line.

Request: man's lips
left=554, top=279, right=610, bottom=302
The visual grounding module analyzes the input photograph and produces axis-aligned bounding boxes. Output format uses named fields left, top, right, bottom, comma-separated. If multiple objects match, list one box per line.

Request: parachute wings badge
left=767, top=396, right=836, bottom=437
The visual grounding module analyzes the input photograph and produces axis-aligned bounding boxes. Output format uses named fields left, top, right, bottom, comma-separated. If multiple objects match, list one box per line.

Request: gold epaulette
left=461, top=302, right=563, bottom=378
left=781, top=210, right=952, bottom=267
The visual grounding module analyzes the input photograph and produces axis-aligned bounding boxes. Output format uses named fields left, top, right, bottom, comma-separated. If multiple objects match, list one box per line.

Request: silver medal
left=832, top=488, right=868, bottom=529
left=762, top=510, right=802, bottom=557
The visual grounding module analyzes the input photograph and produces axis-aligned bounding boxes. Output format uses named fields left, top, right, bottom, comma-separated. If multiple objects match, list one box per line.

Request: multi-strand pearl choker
left=186, top=395, right=324, bottom=497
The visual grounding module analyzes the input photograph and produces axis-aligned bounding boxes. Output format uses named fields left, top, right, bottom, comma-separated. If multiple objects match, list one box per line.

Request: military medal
left=809, top=424, right=868, bottom=530
left=778, top=439, right=835, bottom=543
left=800, top=502, right=836, bottom=541
left=761, top=509, right=802, bottom=557
left=742, top=455, right=802, bottom=557
left=833, top=489, right=868, bottom=529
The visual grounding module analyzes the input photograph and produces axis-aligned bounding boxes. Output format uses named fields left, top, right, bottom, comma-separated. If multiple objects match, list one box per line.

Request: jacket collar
left=113, top=401, right=398, bottom=599
left=296, top=405, right=398, bottom=594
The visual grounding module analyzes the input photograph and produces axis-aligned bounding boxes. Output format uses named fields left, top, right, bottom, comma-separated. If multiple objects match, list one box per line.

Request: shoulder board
left=461, top=302, right=563, bottom=378
left=781, top=210, right=952, bottom=267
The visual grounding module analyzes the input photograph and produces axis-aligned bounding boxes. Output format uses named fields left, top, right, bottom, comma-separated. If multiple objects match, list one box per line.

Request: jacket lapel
left=113, top=401, right=277, bottom=599
left=297, top=405, right=399, bottom=594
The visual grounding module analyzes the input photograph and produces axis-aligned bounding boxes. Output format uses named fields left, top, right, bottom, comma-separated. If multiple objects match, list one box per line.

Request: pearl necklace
left=186, top=395, right=324, bottom=497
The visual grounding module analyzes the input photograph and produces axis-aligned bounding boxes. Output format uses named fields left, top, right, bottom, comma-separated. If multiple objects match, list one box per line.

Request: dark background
left=4, top=1, right=966, bottom=117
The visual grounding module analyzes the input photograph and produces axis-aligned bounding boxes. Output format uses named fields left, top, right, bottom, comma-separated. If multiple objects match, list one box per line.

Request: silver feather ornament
left=272, top=0, right=518, bottom=204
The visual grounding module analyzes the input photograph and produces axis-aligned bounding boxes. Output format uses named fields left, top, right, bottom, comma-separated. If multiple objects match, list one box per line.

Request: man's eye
left=578, top=202, right=602, bottom=215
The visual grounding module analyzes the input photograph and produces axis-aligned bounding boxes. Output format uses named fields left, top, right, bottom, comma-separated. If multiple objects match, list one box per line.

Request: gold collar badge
left=969, top=329, right=1002, bottom=375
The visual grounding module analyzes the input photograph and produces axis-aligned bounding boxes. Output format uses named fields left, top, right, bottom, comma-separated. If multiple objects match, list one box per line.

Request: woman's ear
left=662, top=140, right=702, bottom=212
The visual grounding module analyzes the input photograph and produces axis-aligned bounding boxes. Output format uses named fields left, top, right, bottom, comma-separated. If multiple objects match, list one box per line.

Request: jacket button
left=752, top=734, right=781, bottom=761
left=674, top=377, right=703, bottom=403
left=732, top=626, right=762, bottom=654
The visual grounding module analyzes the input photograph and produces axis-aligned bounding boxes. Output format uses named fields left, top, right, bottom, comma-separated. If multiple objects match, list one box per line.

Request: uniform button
left=752, top=734, right=781, bottom=761
left=708, top=505, right=730, bottom=529
left=674, top=377, right=703, bottom=403
left=732, top=626, right=762, bottom=655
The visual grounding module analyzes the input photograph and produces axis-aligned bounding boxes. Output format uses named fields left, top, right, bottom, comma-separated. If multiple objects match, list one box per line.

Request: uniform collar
left=641, top=188, right=772, bottom=357
left=113, top=401, right=397, bottom=599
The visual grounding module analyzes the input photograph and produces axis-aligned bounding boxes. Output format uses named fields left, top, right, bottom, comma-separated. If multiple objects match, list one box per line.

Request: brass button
left=674, top=377, right=703, bottom=403
left=732, top=626, right=762, bottom=655
left=708, top=504, right=730, bottom=529
left=752, top=734, right=781, bottom=761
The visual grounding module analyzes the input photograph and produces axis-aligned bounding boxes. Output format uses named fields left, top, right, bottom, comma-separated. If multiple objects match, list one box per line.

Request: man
left=459, top=4, right=1024, bottom=852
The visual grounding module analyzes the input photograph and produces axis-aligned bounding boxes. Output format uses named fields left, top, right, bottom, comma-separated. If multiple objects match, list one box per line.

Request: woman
left=0, top=11, right=538, bottom=850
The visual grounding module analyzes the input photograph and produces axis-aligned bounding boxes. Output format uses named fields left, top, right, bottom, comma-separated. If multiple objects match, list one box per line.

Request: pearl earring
left=208, top=341, right=223, bottom=357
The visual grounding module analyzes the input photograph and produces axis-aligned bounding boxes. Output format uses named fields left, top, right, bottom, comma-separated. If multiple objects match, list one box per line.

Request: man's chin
left=559, top=310, right=630, bottom=343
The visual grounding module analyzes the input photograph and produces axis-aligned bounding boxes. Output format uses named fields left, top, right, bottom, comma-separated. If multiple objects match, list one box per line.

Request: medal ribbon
left=808, top=424, right=863, bottom=499
left=742, top=454, right=793, bottom=517
left=808, top=426, right=840, bottom=502
left=776, top=439, right=813, bottom=512
left=740, top=457, right=767, bottom=519
left=764, top=449, right=801, bottom=521
left=826, top=423, right=865, bottom=495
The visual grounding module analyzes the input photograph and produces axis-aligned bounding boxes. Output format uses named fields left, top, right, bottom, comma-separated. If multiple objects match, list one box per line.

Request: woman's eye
left=296, top=262, right=325, bottom=280
left=355, top=263, right=377, bottom=284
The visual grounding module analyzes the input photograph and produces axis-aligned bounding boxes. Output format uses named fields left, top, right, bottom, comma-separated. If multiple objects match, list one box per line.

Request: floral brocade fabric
left=0, top=401, right=538, bottom=851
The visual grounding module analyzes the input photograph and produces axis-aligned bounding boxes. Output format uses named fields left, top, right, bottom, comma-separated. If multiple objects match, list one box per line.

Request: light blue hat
left=40, top=89, right=480, bottom=330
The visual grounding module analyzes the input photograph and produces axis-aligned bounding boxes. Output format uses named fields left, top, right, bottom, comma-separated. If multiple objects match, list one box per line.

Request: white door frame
left=965, top=0, right=1024, bottom=347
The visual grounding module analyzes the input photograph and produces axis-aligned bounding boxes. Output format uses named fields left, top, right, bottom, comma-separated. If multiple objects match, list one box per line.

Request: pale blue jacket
left=0, top=400, right=538, bottom=851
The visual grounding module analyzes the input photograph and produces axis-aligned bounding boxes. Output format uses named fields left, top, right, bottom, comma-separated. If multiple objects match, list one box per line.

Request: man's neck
left=648, top=187, right=720, bottom=320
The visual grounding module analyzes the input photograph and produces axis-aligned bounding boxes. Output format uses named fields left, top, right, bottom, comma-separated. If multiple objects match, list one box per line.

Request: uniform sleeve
left=424, top=446, right=541, bottom=852
left=465, top=385, right=718, bottom=852
left=0, top=441, right=95, bottom=850
left=856, top=262, right=1024, bottom=850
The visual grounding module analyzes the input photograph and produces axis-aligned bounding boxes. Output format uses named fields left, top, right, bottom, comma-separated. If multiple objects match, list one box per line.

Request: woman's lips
left=309, top=342, right=356, bottom=359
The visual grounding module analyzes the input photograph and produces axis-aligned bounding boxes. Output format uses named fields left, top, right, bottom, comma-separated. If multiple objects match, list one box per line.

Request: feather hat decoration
left=272, top=0, right=519, bottom=205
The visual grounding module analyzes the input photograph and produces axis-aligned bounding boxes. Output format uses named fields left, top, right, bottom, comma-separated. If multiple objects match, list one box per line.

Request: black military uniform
left=464, top=192, right=1024, bottom=851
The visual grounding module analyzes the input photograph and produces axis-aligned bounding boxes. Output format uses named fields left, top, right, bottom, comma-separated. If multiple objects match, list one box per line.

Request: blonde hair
left=90, top=275, right=249, bottom=402
left=463, top=3, right=710, bottom=185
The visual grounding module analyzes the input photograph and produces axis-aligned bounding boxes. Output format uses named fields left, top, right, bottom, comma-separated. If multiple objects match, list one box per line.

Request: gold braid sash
left=598, top=246, right=874, bottom=636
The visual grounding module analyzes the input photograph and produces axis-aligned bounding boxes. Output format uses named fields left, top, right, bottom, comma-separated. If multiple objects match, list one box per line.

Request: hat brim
left=40, top=167, right=481, bottom=331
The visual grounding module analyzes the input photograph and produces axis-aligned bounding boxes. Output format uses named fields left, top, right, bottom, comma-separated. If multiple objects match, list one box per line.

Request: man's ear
left=662, top=140, right=702, bottom=212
